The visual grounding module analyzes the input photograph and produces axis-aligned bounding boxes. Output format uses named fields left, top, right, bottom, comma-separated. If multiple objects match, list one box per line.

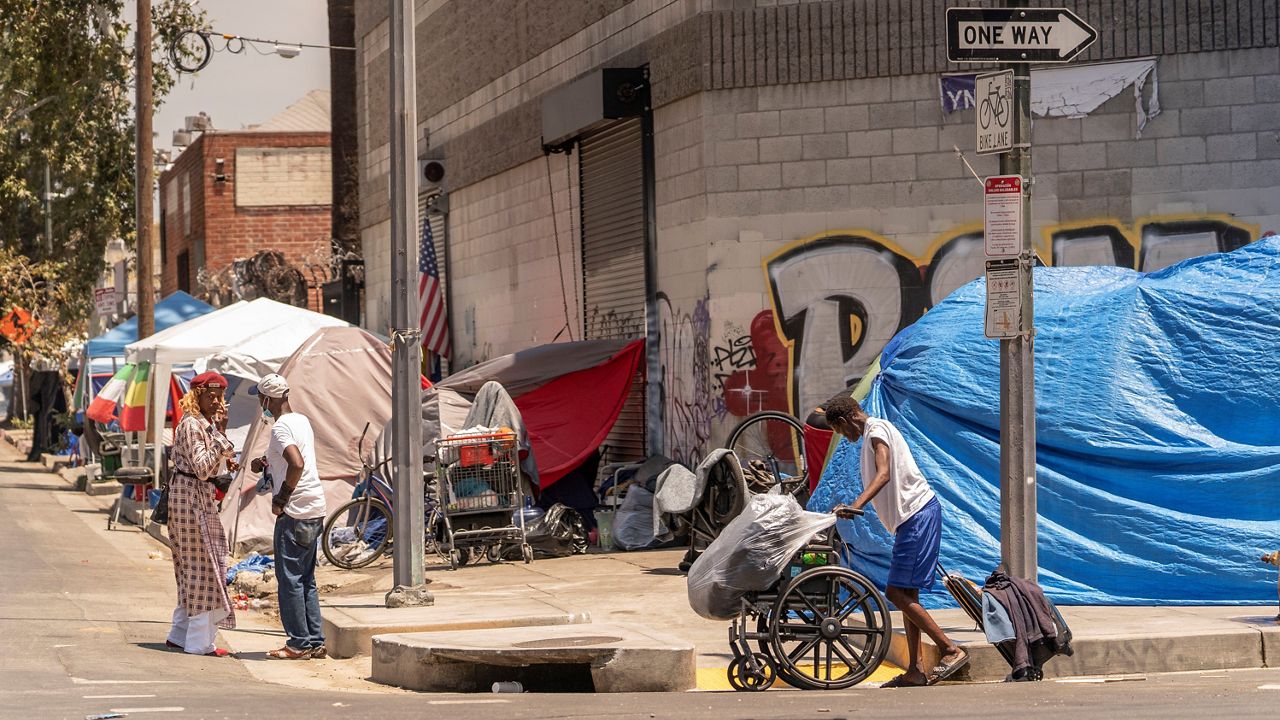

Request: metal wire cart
left=436, top=431, right=533, bottom=568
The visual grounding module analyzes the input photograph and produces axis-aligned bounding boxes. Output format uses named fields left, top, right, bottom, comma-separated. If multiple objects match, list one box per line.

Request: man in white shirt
left=250, top=373, right=327, bottom=660
left=825, top=394, right=968, bottom=688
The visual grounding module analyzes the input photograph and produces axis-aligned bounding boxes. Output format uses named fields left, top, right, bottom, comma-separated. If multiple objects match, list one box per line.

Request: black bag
left=211, top=474, right=234, bottom=494
left=152, top=483, right=170, bottom=525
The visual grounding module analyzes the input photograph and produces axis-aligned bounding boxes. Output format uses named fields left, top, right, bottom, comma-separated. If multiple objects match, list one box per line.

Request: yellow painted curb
left=696, top=661, right=901, bottom=691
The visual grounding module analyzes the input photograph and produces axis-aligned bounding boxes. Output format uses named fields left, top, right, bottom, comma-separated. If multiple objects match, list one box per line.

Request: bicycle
left=726, top=411, right=809, bottom=499
left=320, top=423, right=450, bottom=570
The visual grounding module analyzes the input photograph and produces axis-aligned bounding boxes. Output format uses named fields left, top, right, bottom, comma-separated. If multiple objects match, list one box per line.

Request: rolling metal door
left=579, top=118, right=647, bottom=463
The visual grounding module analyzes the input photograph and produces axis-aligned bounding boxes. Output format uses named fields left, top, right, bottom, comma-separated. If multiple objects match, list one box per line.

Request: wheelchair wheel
left=727, top=411, right=807, bottom=497
left=768, top=566, right=892, bottom=690
left=727, top=653, right=777, bottom=691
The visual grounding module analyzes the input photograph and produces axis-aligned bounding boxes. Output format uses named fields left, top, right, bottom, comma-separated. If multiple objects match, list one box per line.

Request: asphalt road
left=4, top=443, right=1280, bottom=720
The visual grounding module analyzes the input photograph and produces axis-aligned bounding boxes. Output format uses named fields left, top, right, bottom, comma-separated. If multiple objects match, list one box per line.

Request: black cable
left=544, top=151, right=574, bottom=343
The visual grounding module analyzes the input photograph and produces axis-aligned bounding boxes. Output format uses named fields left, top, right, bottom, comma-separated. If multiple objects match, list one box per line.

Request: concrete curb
left=322, top=594, right=592, bottom=659
left=0, top=428, right=33, bottom=457
left=886, top=608, right=1280, bottom=682
left=371, top=623, right=696, bottom=693
left=109, top=496, right=170, bottom=547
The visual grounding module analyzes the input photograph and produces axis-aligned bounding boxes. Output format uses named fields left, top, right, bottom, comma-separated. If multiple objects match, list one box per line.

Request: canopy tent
left=125, top=298, right=345, bottom=366
left=122, top=298, right=347, bottom=489
left=809, top=237, right=1280, bottom=606
left=403, top=339, right=645, bottom=490
left=85, top=291, right=214, bottom=359
left=221, top=327, right=394, bottom=553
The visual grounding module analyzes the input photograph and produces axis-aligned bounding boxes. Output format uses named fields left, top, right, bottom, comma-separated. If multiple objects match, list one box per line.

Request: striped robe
left=168, top=414, right=236, bottom=628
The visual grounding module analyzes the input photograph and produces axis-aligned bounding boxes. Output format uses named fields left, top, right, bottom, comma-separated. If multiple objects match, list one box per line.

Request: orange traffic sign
left=0, top=307, right=38, bottom=344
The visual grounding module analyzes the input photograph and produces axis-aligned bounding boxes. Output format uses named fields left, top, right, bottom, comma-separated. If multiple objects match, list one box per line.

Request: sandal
left=307, top=646, right=328, bottom=659
left=929, top=649, right=971, bottom=685
left=204, top=648, right=233, bottom=657
left=165, top=640, right=182, bottom=650
left=266, top=645, right=311, bottom=660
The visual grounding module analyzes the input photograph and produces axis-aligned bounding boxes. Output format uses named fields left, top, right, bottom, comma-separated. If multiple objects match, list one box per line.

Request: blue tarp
left=226, top=553, right=274, bottom=585
left=811, top=237, right=1280, bottom=606
left=85, top=291, right=213, bottom=358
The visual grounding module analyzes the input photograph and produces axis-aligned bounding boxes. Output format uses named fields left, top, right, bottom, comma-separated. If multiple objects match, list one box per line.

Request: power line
left=170, top=29, right=355, bottom=73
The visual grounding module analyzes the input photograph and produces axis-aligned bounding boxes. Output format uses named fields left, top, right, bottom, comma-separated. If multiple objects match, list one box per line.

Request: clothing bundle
left=981, top=569, right=1074, bottom=680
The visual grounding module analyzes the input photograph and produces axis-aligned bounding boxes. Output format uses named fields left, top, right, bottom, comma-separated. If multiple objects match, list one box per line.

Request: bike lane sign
left=976, top=69, right=1013, bottom=154
left=984, top=175, right=1023, bottom=257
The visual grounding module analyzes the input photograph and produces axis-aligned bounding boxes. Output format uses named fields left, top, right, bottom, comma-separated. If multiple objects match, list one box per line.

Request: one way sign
left=947, top=7, right=1097, bottom=63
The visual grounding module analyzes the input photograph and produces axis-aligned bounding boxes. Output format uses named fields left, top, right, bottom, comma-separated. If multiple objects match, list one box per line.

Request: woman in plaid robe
left=165, top=372, right=239, bottom=656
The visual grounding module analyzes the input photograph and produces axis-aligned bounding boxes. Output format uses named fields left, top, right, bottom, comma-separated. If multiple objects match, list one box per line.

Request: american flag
left=418, top=213, right=450, bottom=358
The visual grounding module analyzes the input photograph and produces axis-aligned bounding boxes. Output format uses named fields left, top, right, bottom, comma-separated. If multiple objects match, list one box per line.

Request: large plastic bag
left=687, top=493, right=836, bottom=620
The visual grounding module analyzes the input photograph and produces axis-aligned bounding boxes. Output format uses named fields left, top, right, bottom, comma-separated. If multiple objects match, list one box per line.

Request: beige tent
left=222, top=326, right=393, bottom=553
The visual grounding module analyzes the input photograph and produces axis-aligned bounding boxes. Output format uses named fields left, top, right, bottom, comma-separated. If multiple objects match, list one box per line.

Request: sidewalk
left=307, top=549, right=1280, bottom=688
left=16, top=429, right=1277, bottom=693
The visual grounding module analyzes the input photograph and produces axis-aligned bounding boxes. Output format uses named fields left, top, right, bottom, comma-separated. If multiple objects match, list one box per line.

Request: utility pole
left=135, top=0, right=155, bottom=339
left=387, top=0, right=427, bottom=594
left=43, top=164, right=53, bottom=256
left=998, top=55, right=1037, bottom=581
left=947, top=3, right=1094, bottom=581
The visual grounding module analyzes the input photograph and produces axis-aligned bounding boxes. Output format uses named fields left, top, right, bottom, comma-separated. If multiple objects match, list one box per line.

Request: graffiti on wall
left=585, top=306, right=644, bottom=340
left=755, top=214, right=1259, bottom=419
left=657, top=292, right=718, bottom=466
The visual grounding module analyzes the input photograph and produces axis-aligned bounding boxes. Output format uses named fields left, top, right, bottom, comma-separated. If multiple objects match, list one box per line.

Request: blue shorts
left=887, top=497, right=942, bottom=590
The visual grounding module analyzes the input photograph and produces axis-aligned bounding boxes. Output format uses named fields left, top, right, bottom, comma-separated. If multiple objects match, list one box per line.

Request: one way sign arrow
left=947, top=7, right=1098, bottom=63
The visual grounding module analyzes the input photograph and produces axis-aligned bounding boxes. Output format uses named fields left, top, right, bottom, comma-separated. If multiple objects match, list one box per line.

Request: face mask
left=261, top=403, right=274, bottom=420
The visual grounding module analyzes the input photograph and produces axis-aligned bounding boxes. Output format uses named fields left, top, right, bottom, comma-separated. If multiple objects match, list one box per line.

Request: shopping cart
left=436, top=431, right=533, bottom=569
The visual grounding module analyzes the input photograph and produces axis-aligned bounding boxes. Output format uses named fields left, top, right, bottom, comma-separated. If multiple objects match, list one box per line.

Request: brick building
left=159, top=91, right=333, bottom=312
left=354, top=1, right=1280, bottom=464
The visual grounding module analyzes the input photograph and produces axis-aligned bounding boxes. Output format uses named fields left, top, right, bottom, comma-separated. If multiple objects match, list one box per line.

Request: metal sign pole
left=388, top=0, right=425, bottom=590
left=998, top=58, right=1037, bottom=581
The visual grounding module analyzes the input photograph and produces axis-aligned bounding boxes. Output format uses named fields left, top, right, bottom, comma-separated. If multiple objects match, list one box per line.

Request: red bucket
left=459, top=443, right=496, bottom=467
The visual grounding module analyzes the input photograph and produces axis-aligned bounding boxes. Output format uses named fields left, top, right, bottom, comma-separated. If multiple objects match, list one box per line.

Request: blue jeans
left=274, top=515, right=325, bottom=650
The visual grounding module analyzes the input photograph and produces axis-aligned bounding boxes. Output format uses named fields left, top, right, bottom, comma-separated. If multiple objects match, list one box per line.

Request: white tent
left=126, top=298, right=344, bottom=366
left=123, top=299, right=348, bottom=488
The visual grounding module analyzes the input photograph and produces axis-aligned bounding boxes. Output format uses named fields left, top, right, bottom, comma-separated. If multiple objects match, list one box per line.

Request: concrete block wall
left=443, top=154, right=583, bottom=367
left=358, top=17, right=392, bottom=329
left=658, top=47, right=1280, bottom=457
left=653, top=93, right=722, bottom=464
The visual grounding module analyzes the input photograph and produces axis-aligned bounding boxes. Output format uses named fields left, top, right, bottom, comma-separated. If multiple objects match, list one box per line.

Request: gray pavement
left=5, top=440, right=1280, bottom=719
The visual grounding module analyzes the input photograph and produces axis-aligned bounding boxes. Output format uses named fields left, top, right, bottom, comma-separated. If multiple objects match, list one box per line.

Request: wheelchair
left=725, top=520, right=892, bottom=691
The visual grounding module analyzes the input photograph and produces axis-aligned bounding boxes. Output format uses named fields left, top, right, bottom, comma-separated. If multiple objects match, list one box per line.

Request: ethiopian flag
left=119, top=362, right=151, bottom=431
left=86, top=364, right=137, bottom=425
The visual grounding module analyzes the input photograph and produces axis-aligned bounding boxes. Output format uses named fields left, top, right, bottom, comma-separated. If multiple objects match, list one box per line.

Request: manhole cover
left=512, top=635, right=624, bottom=649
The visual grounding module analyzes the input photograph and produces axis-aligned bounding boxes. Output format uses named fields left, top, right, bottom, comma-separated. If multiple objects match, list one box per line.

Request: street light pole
left=387, top=0, right=426, bottom=593
left=135, top=0, right=155, bottom=339
left=998, top=1, right=1037, bottom=581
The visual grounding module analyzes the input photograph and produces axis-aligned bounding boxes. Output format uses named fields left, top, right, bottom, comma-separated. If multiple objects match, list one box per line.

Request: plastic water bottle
left=492, top=681, right=523, bottom=693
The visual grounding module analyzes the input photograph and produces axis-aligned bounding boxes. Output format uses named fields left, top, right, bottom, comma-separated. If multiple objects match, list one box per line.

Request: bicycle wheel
left=727, top=411, right=807, bottom=496
left=322, top=497, right=392, bottom=570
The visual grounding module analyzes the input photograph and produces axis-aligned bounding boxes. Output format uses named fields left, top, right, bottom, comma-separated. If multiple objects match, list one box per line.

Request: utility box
left=323, top=259, right=364, bottom=325
left=541, top=67, right=650, bottom=148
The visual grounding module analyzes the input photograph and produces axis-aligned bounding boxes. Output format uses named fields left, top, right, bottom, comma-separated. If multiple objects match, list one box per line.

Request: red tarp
left=803, top=424, right=835, bottom=492
left=514, top=339, right=644, bottom=489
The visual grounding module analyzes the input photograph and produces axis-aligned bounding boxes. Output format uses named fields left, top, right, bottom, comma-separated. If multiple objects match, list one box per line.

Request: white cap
left=256, top=373, right=290, bottom=399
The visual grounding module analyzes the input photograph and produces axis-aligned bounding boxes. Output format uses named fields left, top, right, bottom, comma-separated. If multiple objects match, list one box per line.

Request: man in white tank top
left=825, top=394, right=969, bottom=687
